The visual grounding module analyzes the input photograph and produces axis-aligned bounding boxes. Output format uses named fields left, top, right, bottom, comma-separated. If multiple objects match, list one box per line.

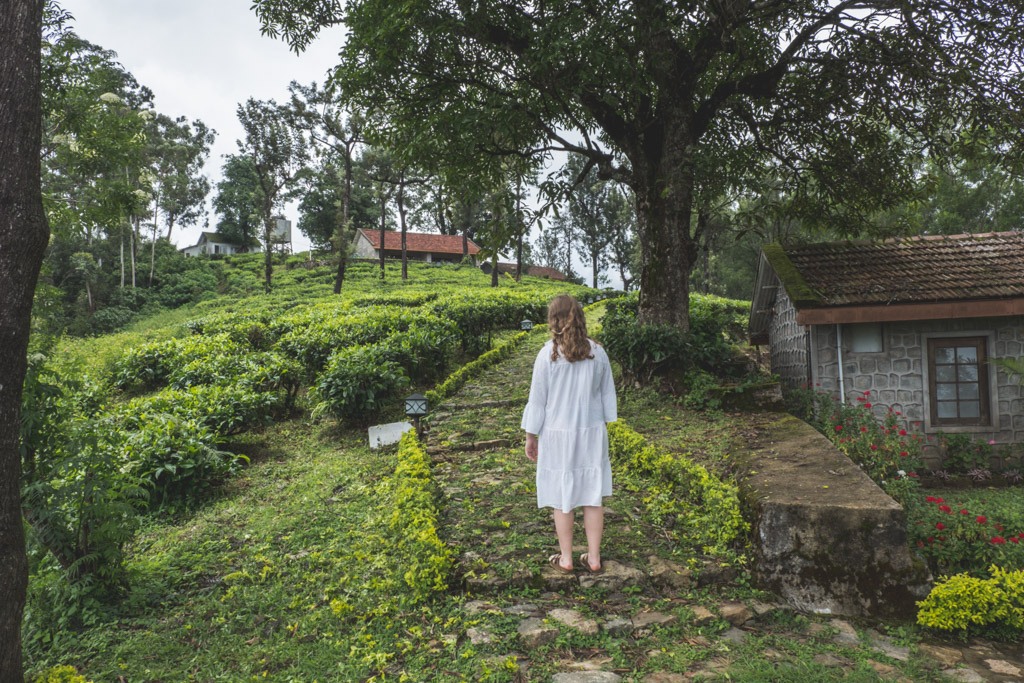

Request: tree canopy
left=254, top=0, right=1024, bottom=329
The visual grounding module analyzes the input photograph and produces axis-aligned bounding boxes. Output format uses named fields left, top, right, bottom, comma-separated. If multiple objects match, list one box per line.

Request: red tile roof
left=358, top=229, right=480, bottom=255
left=775, top=231, right=1024, bottom=307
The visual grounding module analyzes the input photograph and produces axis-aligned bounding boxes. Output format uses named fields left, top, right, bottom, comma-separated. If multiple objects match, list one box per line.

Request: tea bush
left=119, top=384, right=283, bottom=437
left=168, top=351, right=303, bottom=408
left=426, top=330, right=531, bottom=405
left=312, top=345, right=411, bottom=421
left=113, top=333, right=239, bottom=393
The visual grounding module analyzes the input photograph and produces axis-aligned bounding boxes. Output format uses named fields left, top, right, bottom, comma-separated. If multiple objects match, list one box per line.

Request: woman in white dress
left=522, top=294, right=617, bottom=573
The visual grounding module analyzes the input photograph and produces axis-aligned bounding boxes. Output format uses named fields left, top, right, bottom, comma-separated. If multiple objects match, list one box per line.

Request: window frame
left=925, top=335, right=992, bottom=429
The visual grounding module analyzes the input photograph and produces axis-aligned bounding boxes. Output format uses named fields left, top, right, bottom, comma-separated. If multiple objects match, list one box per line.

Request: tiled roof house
left=180, top=231, right=262, bottom=257
left=352, top=229, right=481, bottom=264
left=749, top=231, right=1024, bottom=451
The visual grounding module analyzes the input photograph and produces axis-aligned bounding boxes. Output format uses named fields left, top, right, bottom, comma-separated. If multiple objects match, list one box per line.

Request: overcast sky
left=60, top=0, right=347, bottom=252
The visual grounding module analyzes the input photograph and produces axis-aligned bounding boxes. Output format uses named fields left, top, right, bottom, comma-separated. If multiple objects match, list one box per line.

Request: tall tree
left=212, top=154, right=263, bottom=248
left=236, top=97, right=309, bottom=292
left=606, top=186, right=636, bottom=291
left=288, top=81, right=363, bottom=292
left=1, top=0, right=50, bottom=676
left=147, top=113, right=214, bottom=242
left=560, top=155, right=617, bottom=289
left=255, top=0, right=1024, bottom=331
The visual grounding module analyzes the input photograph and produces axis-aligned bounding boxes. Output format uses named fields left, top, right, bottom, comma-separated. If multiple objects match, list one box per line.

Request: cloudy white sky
left=61, top=0, right=347, bottom=252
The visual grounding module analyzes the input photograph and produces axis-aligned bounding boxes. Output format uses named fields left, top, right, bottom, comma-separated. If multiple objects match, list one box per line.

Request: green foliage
left=813, top=391, right=926, bottom=484
left=120, top=385, right=282, bottom=438
left=935, top=432, right=993, bottom=473
left=917, top=566, right=1024, bottom=638
left=381, top=431, right=454, bottom=602
left=33, top=665, right=92, bottom=683
left=907, top=492, right=1024, bottom=577
left=607, top=421, right=748, bottom=555
left=112, top=333, right=239, bottom=393
left=426, top=331, right=530, bottom=405
left=168, top=350, right=303, bottom=408
left=312, top=345, right=410, bottom=421
left=600, top=292, right=749, bottom=385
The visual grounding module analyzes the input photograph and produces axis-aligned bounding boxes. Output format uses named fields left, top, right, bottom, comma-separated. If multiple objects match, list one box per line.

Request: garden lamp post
left=520, top=319, right=534, bottom=331
left=404, top=393, right=429, bottom=439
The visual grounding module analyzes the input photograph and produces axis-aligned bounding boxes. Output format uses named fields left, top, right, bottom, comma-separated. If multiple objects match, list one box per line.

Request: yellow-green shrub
left=34, top=666, right=92, bottom=683
left=607, top=421, right=748, bottom=555
left=384, top=431, right=453, bottom=602
left=917, top=566, right=1024, bottom=635
left=425, top=330, right=530, bottom=405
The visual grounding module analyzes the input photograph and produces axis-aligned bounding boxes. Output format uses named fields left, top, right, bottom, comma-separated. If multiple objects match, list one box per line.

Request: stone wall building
left=750, top=232, right=1024, bottom=459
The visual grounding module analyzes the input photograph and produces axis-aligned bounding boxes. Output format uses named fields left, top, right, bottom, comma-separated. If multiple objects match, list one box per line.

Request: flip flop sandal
left=548, top=553, right=574, bottom=574
left=579, top=553, right=603, bottom=574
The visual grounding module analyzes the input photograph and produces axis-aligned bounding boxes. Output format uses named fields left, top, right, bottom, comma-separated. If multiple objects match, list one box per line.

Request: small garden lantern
left=520, top=319, right=534, bottom=331
left=404, top=393, right=429, bottom=439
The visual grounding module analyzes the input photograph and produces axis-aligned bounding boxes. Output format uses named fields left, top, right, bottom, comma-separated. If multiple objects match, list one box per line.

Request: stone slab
left=368, top=421, right=413, bottom=449
left=738, top=414, right=931, bottom=618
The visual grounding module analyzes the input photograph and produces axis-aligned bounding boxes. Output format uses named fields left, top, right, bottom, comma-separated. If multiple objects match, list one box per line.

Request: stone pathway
left=424, top=328, right=1024, bottom=682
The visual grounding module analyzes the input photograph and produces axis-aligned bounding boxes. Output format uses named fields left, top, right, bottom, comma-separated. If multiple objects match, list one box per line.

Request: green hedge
left=917, top=566, right=1024, bottom=638
left=607, top=420, right=748, bottom=555
left=384, top=431, right=453, bottom=602
left=113, top=333, right=239, bottom=393
left=425, top=330, right=531, bottom=405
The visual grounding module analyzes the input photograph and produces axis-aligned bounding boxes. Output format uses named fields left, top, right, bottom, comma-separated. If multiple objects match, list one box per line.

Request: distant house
left=480, top=262, right=568, bottom=281
left=749, top=231, right=1024, bottom=448
left=352, top=229, right=480, bottom=264
left=180, top=232, right=260, bottom=257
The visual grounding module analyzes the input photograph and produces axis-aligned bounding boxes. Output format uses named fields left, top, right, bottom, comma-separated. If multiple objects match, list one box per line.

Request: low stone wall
left=738, top=414, right=931, bottom=618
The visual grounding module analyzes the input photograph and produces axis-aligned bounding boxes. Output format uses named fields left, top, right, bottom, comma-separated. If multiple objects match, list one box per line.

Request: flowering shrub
left=917, top=566, right=1024, bottom=638
left=908, top=494, right=1024, bottom=577
left=819, top=391, right=925, bottom=484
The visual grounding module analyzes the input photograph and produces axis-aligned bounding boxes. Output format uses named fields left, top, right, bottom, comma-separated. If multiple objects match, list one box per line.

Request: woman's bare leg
left=552, top=509, right=574, bottom=570
left=582, top=506, right=604, bottom=570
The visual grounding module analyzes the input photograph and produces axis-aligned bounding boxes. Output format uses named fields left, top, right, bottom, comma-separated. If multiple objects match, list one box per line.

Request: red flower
left=926, top=496, right=939, bottom=503
left=898, top=429, right=907, bottom=436
left=900, top=451, right=909, bottom=457
left=863, top=390, right=871, bottom=396
left=960, top=509, right=969, bottom=515
left=864, top=402, right=872, bottom=408
left=927, top=536, right=935, bottom=543
left=860, top=426, right=868, bottom=432
left=977, top=516, right=987, bottom=524
left=996, top=524, right=1004, bottom=532
left=935, top=522, right=945, bottom=530
left=991, top=536, right=1006, bottom=545
left=908, top=472, right=918, bottom=478
left=1011, top=537, right=1020, bottom=544
left=834, top=425, right=843, bottom=432
left=939, top=505, right=952, bottom=514
left=870, top=444, right=878, bottom=451
left=895, top=411, right=901, bottom=415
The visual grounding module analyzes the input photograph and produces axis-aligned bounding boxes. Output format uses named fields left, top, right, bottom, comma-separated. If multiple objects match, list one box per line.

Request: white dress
left=521, top=339, right=617, bottom=512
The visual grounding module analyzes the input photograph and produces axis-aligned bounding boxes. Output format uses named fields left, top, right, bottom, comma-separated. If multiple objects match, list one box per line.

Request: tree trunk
left=333, top=147, right=353, bottom=294
left=119, top=226, right=125, bottom=287
left=591, top=250, right=599, bottom=290
left=130, top=216, right=139, bottom=288
left=378, top=192, right=386, bottom=280
left=398, top=172, right=408, bottom=280
left=490, top=251, right=499, bottom=287
left=263, top=203, right=274, bottom=293
left=0, top=0, right=49, bottom=676
left=515, top=232, right=523, bottom=282
left=633, top=141, right=697, bottom=330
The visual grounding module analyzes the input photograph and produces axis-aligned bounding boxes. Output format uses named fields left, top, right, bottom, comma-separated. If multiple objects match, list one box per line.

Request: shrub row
left=113, top=333, right=239, bottom=393
left=382, top=431, right=453, bottom=603
left=917, top=566, right=1024, bottom=638
left=607, top=421, right=748, bottom=555
left=312, top=316, right=460, bottom=421
left=425, top=330, right=531, bottom=406
left=424, top=291, right=548, bottom=354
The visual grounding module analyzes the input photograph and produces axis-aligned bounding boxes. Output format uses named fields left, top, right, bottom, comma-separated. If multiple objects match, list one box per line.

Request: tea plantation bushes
left=169, top=351, right=302, bottom=407
left=312, top=345, right=410, bottom=421
left=425, top=291, right=548, bottom=354
left=113, top=333, right=239, bottom=393
left=426, top=330, right=530, bottom=405
left=120, top=385, right=283, bottom=436
left=275, top=306, right=422, bottom=375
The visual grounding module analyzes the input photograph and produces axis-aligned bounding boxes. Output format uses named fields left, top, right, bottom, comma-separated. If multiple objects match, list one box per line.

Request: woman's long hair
left=548, top=294, right=593, bottom=362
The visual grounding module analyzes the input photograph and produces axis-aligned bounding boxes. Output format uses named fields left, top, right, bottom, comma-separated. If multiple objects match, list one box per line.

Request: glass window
left=849, top=323, right=884, bottom=353
left=927, top=337, right=990, bottom=427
